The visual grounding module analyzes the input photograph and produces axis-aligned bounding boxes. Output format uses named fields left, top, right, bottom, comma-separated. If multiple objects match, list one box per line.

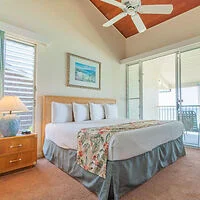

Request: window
left=4, top=38, right=36, bottom=131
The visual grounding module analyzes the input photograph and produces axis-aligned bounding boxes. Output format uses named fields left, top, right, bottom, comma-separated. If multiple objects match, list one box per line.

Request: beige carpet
left=0, top=148, right=200, bottom=200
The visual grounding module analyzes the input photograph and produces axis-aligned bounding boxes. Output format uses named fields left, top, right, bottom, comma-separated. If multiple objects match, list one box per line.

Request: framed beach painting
left=67, top=53, right=101, bottom=90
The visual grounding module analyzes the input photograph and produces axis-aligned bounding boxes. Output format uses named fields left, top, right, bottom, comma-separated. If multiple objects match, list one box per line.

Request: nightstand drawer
left=0, top=151, right=37, bottom=173
left=0, top=136, right=36, bottom=155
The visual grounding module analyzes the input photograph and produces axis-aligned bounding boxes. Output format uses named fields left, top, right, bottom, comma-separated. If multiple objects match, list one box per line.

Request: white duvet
left=45, top=119, right=184, bottom=161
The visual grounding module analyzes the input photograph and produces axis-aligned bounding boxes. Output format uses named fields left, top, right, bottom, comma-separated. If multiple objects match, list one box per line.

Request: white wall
left=0, top=0, right=126, bottom=154
left=126, top=6, right=200, bottom=58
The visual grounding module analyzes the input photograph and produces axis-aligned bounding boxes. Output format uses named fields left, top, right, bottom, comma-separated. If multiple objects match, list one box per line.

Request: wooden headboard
left=42, top=95, right=116, bottom=146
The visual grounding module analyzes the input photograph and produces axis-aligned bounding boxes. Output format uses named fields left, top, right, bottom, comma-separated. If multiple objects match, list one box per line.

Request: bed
left=42, top=95, right=186, bottom=200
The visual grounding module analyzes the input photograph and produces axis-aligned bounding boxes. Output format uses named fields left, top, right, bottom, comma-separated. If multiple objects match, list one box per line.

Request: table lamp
left=0, top=96, right=29, bottom=137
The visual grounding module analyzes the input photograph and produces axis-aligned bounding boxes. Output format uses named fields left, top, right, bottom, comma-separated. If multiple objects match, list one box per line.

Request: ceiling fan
left=101, top=0, right=173, bottom=33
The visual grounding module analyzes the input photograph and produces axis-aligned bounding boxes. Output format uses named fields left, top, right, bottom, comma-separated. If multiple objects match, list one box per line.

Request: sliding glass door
left=142, top=54, right=176, bottom=121
left=127, top=47, right=200, bottom=147
left=126, top=63, right=141, bottom=120
left=179, top=48, right=200, bottom=147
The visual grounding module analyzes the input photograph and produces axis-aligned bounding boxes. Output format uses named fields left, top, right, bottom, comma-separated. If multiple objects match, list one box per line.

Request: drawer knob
left=10, top=144, right=23, bottom=148
left=9, top=158, right=22, bottom=163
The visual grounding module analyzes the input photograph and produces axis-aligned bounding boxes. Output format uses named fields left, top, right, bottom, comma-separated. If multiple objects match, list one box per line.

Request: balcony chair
left=178, top=110, right=199, bottom=132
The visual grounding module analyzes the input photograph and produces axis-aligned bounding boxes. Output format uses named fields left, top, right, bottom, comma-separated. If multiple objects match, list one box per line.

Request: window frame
left=4, top=35, right=37, bottom=132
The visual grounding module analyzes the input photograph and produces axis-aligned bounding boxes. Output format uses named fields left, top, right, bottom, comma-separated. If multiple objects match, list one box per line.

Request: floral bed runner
left=77, top=120, right=168, bottom=179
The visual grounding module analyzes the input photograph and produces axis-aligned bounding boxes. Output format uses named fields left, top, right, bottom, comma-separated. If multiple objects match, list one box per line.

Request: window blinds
left=4, top=39, right=35, bottom=131
left=0, top=30, right=5, bottom=97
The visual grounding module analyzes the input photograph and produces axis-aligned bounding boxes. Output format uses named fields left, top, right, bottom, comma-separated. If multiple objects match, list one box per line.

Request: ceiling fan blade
left=101, top=0, right=126, bottom=10
left=131, top=13, right=146, bottom=33
left=138, top=5, right=173, bottom=14
left=103, top=12, right=127, bottom=27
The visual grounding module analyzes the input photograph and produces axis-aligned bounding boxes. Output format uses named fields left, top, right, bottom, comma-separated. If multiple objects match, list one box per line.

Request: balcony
left=158, top=105, right=200, bottom=147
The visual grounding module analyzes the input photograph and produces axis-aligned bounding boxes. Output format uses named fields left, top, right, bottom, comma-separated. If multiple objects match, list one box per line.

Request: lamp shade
left=0, top=96, right=29, bottom=113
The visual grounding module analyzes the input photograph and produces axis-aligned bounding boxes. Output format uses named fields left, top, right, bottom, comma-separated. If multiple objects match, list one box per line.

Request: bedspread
left=77, top=120, right=168, bottom=178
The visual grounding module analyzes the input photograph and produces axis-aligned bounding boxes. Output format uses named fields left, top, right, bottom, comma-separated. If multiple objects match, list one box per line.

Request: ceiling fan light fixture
left=101, top=0, right=173, bottom=33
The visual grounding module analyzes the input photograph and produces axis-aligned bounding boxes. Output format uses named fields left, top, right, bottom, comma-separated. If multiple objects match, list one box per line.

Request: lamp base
left=0, top=114, right=20, bottom=137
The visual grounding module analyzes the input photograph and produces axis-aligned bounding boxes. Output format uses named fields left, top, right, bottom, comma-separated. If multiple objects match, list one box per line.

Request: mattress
left=45, top=119, right=184, bottom=161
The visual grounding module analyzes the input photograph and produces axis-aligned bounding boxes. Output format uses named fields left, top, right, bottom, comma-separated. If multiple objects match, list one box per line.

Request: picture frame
left=66, top=53, right=101, bottom=90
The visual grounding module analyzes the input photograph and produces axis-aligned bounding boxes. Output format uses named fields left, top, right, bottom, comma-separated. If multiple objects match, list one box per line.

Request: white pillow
left=73, top=103, right=89, bottom=122
left=90, top=103, right=105, bottom=121
left=104, top=104, right=118, bottom=119
left=51, top=102, right=73, bottom=123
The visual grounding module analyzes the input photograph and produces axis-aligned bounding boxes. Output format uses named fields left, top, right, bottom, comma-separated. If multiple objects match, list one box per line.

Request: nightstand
left=0, top=133, right=37, bottom=174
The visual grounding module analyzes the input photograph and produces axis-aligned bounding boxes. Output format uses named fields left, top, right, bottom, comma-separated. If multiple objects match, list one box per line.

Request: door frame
left=178, top=47, right=200, bottom=147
